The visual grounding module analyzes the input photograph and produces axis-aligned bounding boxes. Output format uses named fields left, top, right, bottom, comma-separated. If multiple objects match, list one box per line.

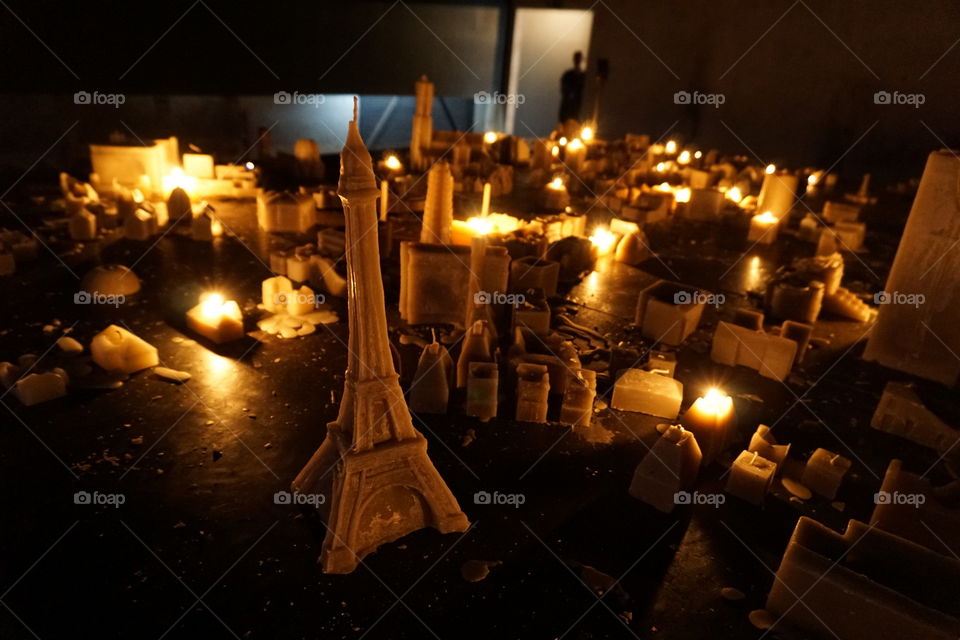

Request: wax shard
left=766, top=517, right=960, bottom=639
left=629, top=424, right=702, bottom=513
left=748, top=424, right=790, bottom=468
left=292, top=102, right=468, bottom=574
left=15, top=370, right=67, bottom=406
left=864, top=151, right=960, bottom=385
left=870, top=382, right=959, bottom=455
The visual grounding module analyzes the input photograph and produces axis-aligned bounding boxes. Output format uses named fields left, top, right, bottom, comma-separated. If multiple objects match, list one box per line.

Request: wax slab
left=864, top=151, right=960, bottom=385
left=611, top=368, right=683, bottom=419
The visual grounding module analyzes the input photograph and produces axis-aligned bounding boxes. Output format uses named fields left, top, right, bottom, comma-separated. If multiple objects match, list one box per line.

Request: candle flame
left=199, top=292, right=226, bottom=320
left=701, top=387, right=731, bottom=415
left=674, top=187, right=691, bottom=203
left=558, top=136, right=568, bottom=147
left=755, top=211, right=778, bottom=223
left=466, top=216, right=494, bottom=236
left=567, top=138, right=585, bottom=151
left=580, top=126, right=594, bottom=142
left=245, top=161, right=255, bottom=171
left=726, top=186, right=743, bottom=203
left=694, top=150, right=702, bottom=159
left=677, top=150, right=691, bottom=165
left=162, top=167, right=197, bottom=195
left=656, top=162, right=667, bottom=172
left=765, top=164, right=776, bottom=175
left=483, top=131, right=498, bottom=144
left=589, top=226, right=618, bottom=255
left=551, top=145, right=560, bottom=157
left=384, top=154, right=402, bottom=170
left=548, top=176, right=565, bottom=190
left=665, top=140, right=678, bottom=154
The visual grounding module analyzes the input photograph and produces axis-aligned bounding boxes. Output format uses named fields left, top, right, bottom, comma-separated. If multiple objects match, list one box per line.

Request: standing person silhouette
left=559, top=51, right=586, bottom=124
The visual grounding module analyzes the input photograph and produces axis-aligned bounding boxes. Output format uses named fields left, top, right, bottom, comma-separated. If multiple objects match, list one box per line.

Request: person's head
left=573, top=51, right=583, bottom=69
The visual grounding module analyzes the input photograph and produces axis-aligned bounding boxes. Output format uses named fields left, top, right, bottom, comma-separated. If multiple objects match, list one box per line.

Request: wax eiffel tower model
left=292, top=99, right=469, bottom=574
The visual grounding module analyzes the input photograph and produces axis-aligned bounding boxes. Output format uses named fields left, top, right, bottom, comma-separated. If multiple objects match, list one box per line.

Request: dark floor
left=0, top=178, right=954, bottom=640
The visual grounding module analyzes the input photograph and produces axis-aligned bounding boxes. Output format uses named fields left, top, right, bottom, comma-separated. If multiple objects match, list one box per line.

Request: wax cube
left=611, top=368, right=683, bottom=419
left=725, top=450, right=777, bottom=505
left=801, top=448, right=851, bottom=499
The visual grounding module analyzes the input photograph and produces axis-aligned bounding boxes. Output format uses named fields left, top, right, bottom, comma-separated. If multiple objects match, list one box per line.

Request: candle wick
left=352, top=96, right=358, bottom=123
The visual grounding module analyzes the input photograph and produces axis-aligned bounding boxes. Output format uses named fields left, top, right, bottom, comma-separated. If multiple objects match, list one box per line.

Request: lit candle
left=748, top=211, right=779, bottom=244
left=565, top=137, right=586, bottom=172
left=580, top=126, right=594, bottom=142
left=589, top=225, right=619, bottom=257
left=186, top=292, right=244, bottom=344
left=483, top=131, right=498, bottom=145
left=680, top=387, right=735, bottom=464
left=725, top=186, right=744, bottom=204
left=665, top=140, right=678, bottom=155
left=677, top=150, right=691, bottom=165
left=543, top=176, right=570, bottom=210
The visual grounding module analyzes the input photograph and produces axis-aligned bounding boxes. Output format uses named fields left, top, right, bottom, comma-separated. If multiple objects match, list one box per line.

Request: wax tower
left=410, top=75, right=434, bottom=171
left=421, top=160, right=453, bottom=243
left=292, top=99, right=469, bottom=574
left=863, top=150, right=960, bottom=386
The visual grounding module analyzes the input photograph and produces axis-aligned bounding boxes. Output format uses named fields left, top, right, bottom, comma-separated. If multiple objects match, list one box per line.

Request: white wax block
left=710, top=322, right=741, bottom=366
left=725, top=450, right=777, bottom=505
left=69, top=209, right=97, bottom=241
left=15, top=371, right=67, bottom=406
left=736, top=328, right=768, bottom=371
left=635, top=280, right=707, bottom=346
left=834, top=222, right=865, bottom=252
left=287, top=285, right=316, bottom=316
left=124, top=210, right=154, bottom=241
left=90, top=325, right=159, bottom=373
left=870, top=382, right=959, bottom=453
left=182, top=153, right=215, bottom=179
left=611, top=368, right=683, bottom=419
left=262, top=275, right=293, bottom=313
left=286, top=254, right=312, bottom=283
left=800, top=448, right=851, bottom=499
left=758, top=335, right=798, bottom=381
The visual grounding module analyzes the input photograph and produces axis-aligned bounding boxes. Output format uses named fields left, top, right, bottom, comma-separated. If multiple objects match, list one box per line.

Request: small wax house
left=399, top=241, right=471, bottom=327
left=611, top=368, right=683, bottom=419
left=256, top=190, right=316, bottom=233
left=515, top=362, right=550, bottom=423
left=635, top=280, right=710, bottom=346
left=629, top=424, right=702, bottom=513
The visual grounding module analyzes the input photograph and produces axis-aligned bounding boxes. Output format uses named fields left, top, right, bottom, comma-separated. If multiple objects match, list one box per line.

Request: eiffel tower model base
left=293, top=423, right=470, bottom=574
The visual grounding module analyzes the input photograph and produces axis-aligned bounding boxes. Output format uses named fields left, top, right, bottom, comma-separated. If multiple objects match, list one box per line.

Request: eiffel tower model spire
left=292, top=98, right=469, bottom=573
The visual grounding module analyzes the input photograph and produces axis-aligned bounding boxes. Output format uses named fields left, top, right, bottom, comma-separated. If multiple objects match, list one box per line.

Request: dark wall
left=0, top=0, right=956, bottom=182
left=560, top=0, right=960, bottom=179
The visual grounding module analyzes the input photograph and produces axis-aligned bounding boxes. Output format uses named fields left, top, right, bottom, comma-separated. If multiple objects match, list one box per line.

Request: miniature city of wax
left=8, top=63, right=960, bottom=640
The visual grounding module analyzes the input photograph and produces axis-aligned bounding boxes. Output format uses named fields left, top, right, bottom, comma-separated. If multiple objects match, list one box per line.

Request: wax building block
left=629, top=425, right=703, bottom=513
left=635, top=280, right=709, bottom=346
left=611, top=368, right=683, bottom=419
left=725, top=450, right=777, bottom=505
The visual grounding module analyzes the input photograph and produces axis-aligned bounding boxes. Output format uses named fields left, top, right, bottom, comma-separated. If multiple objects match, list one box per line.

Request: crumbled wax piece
left=15, top=370, right=67, bottom=406
left=57, top=336, right=84, bottom=355
left=90, top=325, right=159, bottom=374
left=153, top=367, right=191, bottom=383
